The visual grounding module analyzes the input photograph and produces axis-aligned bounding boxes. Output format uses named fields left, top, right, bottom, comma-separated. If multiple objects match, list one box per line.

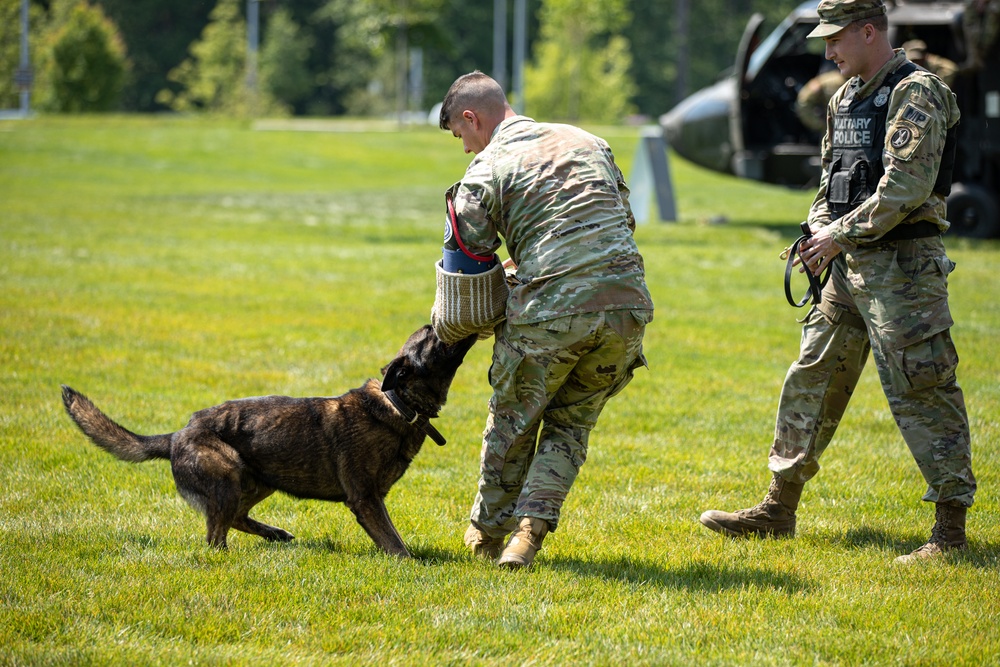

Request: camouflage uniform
left=964, top=0, right=1000, bottom=69
left=796, top=69, right=847, bottom=134
left=920, top=53, right=959, bottom=87
left=450, top=116, right=653, bottom=536
left=770, top=50, right=976, bottom=508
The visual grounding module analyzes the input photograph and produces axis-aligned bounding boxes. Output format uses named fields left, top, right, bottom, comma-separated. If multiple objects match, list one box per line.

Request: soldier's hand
left=800, top=226, right=841, bottom=277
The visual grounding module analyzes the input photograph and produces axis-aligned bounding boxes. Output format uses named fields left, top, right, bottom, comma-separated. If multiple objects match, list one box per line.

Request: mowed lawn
left=1, top=115, right=998, bottom=666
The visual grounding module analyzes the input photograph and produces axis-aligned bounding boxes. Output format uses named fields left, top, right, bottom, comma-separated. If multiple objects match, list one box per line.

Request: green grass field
left=1, top=115, right=998, bottom=666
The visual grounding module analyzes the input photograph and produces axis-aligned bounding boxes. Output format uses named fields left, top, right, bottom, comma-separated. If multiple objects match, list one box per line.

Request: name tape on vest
left=833, top=115, right=874, bottom=147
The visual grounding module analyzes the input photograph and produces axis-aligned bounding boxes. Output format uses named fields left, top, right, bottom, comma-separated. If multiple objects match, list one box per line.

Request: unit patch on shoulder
left=890, top=127, right=912, bottom=149
left=901, top=104, right=930, bottom=128
left=886, top=119, right=924, bottom=161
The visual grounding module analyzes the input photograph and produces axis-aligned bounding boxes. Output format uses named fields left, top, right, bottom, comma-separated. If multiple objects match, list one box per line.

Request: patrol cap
left=807, top=0, right=887, bottom=39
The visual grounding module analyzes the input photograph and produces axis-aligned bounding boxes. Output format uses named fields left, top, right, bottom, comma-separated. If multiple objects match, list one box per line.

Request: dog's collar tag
left=383, top=389, right=447, bottom=446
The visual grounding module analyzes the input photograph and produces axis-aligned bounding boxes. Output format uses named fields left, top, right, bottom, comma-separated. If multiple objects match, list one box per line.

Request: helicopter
left=660, top=0, right=1000, bottom=238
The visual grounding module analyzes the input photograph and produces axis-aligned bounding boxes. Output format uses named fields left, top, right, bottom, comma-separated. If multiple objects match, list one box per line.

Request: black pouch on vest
left=827, top=157, right=850, bottom=208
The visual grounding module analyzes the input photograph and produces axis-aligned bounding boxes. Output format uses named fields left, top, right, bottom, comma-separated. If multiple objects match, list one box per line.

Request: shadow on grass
left=266, top=528, right=1000, bottom=572
left=297, top=537, right=467, bottom=564
left=548, top=555, right=812, bottom=593
left=298, top=536, right=355, bottom=555
left=302, top=537, right=812, bottom=587
left=843, top=525, right=1000, bottom=568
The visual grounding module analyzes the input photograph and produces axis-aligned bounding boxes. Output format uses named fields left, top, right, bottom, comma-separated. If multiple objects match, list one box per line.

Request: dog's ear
left=380, top=357, right=408, bottom=392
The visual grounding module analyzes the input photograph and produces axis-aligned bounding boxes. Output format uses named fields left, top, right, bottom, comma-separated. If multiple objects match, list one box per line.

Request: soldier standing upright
left=700, top=0, right=976, bottom=563
left=962, top=0, right=1000, bottom=71
left=796, top=68, right=848, bottom=134
left=434, top=71, right=653, bottom=569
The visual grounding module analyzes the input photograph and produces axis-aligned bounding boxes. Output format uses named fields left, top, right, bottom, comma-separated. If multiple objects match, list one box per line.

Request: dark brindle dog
left=61, top=325, right=476, bottom=557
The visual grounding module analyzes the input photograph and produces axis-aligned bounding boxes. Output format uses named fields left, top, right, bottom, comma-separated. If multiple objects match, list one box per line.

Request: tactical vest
left=826, top=61, right=956, bottom=220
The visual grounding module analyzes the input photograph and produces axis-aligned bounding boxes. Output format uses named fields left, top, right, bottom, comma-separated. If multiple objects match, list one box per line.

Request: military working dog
left=61, top=325, right=477, bottom=557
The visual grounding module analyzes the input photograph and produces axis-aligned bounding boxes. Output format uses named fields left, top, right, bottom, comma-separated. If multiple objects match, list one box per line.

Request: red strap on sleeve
left=447, top=195, right=495, bottom=263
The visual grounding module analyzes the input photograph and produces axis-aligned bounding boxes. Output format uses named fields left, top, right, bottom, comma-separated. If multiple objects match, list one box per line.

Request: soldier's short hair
left=439, top=71, right=509, bottom=131
left=847, top=13, right=888, bottom=31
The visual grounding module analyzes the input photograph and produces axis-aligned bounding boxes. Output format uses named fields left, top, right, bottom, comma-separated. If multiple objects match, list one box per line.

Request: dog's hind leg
left=346, top=495, right=410, bottom=557
left=232, top=483, right=294, bottom=542
left=205, top=514, right=233, bottom=549
left=171, top=429, right=245, bottom=549
left=233, top=516, right=295, bottom=542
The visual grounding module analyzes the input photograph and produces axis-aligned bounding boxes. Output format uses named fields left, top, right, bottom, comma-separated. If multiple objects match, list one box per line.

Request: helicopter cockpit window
left=747, top=16, right=794, bottom=79
left=741, top=17, right=828, bottom=153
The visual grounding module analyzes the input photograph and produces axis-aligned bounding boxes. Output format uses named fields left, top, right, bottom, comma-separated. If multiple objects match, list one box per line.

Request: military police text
left=833, top=115, right=874, bottom=147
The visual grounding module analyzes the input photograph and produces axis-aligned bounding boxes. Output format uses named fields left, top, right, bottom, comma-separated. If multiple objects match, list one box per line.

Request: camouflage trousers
left=470, top=309, right=650, bottom=537
left=770, top=236, right=976, bottom=507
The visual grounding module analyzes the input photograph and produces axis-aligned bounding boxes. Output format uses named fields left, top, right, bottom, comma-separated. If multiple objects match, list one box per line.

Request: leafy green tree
left=319, top=0, right=446, bottom=117
left=625, top=0, right=812, bottom=117
left=259, top=7, right=314, bottom=112
left=92, top=0, right=214, bottom=111
left=33, top=0, right=129, bottom=112
left=422, top=0, right=516, bottom=109
left=157, top=0, right=282, bottom=116
left=623, top=0, right=675, bottom=118
left=317, top=0, right=389, bottom=116
left=1, top=0, right=21, bottom=109
left=24, top=0, right=819, bottom=118
left=524, top=0, right=636, bottom=123
left=156, top=0, right=243, bottom=113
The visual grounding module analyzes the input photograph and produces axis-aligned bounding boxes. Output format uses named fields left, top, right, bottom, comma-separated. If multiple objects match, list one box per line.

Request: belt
left=878, top=220, right=941, bottom=243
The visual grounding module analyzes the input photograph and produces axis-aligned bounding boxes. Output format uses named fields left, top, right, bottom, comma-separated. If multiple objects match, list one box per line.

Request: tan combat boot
left=464, top=524, right=505, bottom=560
left=699, top=473, right=804, bottom=538
left=497, top=517, right=549, bottom=569
left=895, top=504, right=967, bottom=564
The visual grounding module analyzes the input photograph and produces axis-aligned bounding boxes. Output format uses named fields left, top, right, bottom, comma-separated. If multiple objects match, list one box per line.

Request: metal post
left=512, top=0, right=526, bottom=114
left=493, top=0, right=507, bottom=91
left=19, top=0, right=31, bottom=116
left=629, top=127, right=678, bottom=223
left=408, top=46, right=423, bottom=113
left=396, top=16, right=407, bottom=124
left=246, top=0, right=259, bottom=114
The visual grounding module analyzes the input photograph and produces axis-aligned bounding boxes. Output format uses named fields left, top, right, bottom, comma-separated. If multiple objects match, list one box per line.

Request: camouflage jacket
left=809, top=50, right=961, bottom=251
left=448, top=116, right=653, bottom=325
left=796, top=69, right=846, bottom=134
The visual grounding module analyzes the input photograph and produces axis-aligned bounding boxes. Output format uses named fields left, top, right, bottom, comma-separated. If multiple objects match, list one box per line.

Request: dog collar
left=383, top=389, right=447, bottom=446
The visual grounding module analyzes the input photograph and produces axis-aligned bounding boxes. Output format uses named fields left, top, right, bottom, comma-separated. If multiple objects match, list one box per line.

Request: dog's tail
left=61, top=385, right=172, bottom=462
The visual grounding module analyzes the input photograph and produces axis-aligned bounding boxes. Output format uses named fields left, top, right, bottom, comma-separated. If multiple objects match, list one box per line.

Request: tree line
left=1, top=0, right=805, bottom=122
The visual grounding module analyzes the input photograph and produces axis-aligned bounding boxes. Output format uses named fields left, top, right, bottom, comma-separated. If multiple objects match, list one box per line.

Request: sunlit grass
left=1, top=115, right=998, bottom=666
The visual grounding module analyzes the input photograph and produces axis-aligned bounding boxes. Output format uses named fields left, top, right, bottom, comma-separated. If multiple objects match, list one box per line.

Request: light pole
left=16, top=0, right=32, bottom=116
left=246, top=0, right=259, bottom=115
left=492, top=0, right=527, bottom=113
left=493, top=0, right=507, bottom=91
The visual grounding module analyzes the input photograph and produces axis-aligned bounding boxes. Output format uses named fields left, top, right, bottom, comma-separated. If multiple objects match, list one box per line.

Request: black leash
left=780, top=221, right=831, bottom=308
left=383, top=389, right=447, bottom=446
